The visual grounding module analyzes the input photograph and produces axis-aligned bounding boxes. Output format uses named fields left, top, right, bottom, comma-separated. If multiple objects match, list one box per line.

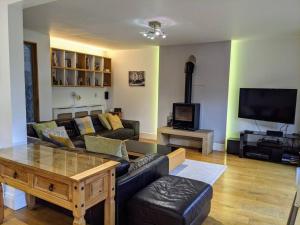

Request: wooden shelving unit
left=51, top=48, right=112, bottom=88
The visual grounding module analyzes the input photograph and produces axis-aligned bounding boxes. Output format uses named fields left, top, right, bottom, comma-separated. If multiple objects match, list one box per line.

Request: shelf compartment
left=77, top=71, right=86, bottom=86
left=50, top=48, right=112, bottom=89
left=65, top=51, right=76, bottom=68
left=103, top=57, right=111, bottom=73
left=94, top=56, right=102, bottom=71
left=52, top=68, right=65, bottom=86
left=65, top=70, right=76, bottom=86
left=103, top=73, right=111, bottom=87
left=51, top=49, right=64, bottom=67
left=95, top=72, right=103, bottom=87
left=85, top=55, right=94, bottom=70
left=86, top=71, right=95, bottom=86
left=76, top=53, right=86, bottom=69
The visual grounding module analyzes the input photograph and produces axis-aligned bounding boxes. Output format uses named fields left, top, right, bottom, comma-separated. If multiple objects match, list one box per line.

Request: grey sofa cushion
left=97, top=128, right=135, bottom=140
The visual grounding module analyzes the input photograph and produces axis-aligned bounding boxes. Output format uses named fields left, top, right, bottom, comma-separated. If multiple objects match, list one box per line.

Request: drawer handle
left=48, top=184, right=54, bottom=192
left=13, top=172, right=18, bottom=179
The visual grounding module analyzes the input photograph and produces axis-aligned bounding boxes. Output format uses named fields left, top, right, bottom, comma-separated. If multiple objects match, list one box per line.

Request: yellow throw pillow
left=98, top=113, right=112, bottom=130
left=49, top=134, right=75, bottom=149
left=107, top=114, right=124, bottom=130
left=74, top=116, right=95, bottom=135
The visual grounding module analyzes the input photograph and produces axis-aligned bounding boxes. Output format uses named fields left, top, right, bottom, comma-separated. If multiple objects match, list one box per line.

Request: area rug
left=170, top=159, right=227, bottom=185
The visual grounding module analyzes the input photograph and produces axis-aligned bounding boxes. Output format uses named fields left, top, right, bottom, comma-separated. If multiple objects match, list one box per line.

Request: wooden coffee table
left=0, top=144, right=119, bottom=225
left=125, top=140, right=186, bottom=171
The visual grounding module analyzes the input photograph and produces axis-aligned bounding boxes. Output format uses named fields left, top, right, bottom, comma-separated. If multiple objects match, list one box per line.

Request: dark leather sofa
left=27, top=114, right=140, bottom=148
left=28, top=137, right=169, bottom=225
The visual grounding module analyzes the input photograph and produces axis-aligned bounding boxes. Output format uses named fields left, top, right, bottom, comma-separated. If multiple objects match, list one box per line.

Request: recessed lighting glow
left=225, top=40, right=240, bottom=149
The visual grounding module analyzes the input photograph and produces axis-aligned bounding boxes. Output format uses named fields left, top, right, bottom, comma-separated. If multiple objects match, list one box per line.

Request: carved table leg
left=26, top=194, right=36, bottom=210
left=73, top=182, right=86, bottom=225
left=105, top=169, right=116, bottom=225
left=0, top=184, right=3, bottom=224
left=73, top=216, right=86, bottom=225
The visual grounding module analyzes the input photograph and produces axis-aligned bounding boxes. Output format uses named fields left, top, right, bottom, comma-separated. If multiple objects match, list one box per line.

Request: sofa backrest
left=27, top=123, right=38, bottom=138
left=90, top=114, right=106, bottom=132
left=55, top=118, right=81, bottom=138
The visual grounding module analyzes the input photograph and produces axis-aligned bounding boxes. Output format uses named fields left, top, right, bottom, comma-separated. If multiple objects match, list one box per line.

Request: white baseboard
left=3, top=185, right=27, bottom=210
left=140, top=132, right=157, bottom=140
left=213, top=143, right=225, bottom=151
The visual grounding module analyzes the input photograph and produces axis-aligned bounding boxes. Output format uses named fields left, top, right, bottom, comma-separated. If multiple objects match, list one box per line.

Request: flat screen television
left=238, top=88, right=298, bottom=124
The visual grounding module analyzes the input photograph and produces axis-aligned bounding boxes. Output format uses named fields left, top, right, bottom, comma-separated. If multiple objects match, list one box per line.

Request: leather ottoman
left=128, top=175, right=213, bottom=225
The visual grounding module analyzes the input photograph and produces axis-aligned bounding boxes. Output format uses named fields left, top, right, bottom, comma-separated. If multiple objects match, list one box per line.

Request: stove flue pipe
left=184, top=55, right=196, bottom=104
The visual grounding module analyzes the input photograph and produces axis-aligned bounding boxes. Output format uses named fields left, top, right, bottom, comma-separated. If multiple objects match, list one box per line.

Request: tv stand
left=240, top=130, right=300, bottom=165
left=157, top=126, right=214, bottom=155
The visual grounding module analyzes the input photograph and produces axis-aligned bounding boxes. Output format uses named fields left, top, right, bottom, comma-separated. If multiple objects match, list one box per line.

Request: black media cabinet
left=240, top=131, right=300, bottom=165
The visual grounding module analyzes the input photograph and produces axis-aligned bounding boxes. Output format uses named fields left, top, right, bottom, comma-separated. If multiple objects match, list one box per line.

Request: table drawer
left=34, top=175, right=70, bottom=200
left=2, top=165, right=28, bottom=184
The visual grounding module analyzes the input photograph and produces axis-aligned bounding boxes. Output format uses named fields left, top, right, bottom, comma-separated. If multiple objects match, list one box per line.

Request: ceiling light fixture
left=141, top=21, right=167, bottom=40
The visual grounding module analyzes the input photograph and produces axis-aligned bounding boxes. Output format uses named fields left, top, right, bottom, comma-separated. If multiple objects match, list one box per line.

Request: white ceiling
left=21, top=0, right=57, bottom=9
left=23, top=0, right=300, bottom=49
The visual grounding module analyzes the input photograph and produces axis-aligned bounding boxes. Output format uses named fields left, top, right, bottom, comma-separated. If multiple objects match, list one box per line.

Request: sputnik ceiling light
left=141, top=21, right=167, bottom=40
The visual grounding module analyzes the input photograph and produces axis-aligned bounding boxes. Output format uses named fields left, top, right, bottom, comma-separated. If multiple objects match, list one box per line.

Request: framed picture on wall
left=129, top=71, right=145, bottom=86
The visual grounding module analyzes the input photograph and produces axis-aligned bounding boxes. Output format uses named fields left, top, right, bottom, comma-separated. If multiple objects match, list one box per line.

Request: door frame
left=24, top=41, right=40, bottom=122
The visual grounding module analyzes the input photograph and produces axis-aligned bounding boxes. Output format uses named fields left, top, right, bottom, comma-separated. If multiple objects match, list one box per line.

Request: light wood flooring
left=1, top=145, right=297, bottom=225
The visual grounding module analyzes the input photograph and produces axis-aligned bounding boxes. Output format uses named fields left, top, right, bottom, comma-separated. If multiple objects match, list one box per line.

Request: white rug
left=170, top=159, right=227, bottom=185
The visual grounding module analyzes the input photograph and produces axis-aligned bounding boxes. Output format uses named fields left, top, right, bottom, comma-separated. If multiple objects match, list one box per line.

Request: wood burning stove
left=173, top=103, right=200, bottom=131
left=172, top=55, right=200, bottom=131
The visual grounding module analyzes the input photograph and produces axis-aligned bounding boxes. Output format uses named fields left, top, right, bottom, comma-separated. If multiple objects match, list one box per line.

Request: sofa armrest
left=116, top=154, right=169, bottom=225
left=121, top=120, right=140, bottom=137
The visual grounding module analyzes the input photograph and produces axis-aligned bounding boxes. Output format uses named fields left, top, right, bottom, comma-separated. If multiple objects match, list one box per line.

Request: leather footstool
left=128, top=175, right=213, bottom=225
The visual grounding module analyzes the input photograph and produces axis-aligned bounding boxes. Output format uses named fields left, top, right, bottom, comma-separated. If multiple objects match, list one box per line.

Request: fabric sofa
left=27, top=114, right=140, bottom=148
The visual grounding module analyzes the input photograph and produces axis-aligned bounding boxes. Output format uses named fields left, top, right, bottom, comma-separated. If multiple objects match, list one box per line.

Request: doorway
left=24, top=42, right=39, bottom=123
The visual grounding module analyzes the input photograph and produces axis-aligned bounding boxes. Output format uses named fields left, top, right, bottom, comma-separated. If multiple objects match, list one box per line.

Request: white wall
left=52, top=87, right=110, bottom=109
left=0, top=1, right=27, bottom=147
left=24, top=29, right=52, bottom=121
left=110, top=47, right=159, bottom=139
left=0, top=0, right=28, bottom=211
left=227, top=37, right=300, bottom=138
left=0, top=0, right=14, bottom=147
left=8, top=3, right=27, bottom=146
left=159, top=42, right=231, bottom=147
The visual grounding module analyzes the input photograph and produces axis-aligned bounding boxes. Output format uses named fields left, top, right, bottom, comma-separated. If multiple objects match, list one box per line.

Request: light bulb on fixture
left=141, top=21, right=167, bottom=40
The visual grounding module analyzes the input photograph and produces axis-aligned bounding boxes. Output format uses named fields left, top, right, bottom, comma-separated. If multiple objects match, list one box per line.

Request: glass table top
left=0, top=144, right=109, bottom=178
left=125, top=140, right=173, bottom=155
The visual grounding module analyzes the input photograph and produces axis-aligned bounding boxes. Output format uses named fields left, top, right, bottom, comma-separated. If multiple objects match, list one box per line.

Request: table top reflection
left=0, top=144, right=109, bottom=178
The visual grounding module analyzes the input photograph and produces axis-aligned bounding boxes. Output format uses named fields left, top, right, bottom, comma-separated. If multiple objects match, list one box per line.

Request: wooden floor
left=1, top=147, right=297, bottom=225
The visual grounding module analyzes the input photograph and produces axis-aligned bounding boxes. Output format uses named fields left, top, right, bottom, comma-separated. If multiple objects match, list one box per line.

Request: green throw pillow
left=98, top=114, right=112, bottom=130
left=84, top=135, right=129, bottom=161
left=33, top=121, right=58, bottom=139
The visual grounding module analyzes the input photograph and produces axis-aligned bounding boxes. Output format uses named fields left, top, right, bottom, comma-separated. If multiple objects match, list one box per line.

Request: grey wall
left=158, top=41, right=231, bottom=146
